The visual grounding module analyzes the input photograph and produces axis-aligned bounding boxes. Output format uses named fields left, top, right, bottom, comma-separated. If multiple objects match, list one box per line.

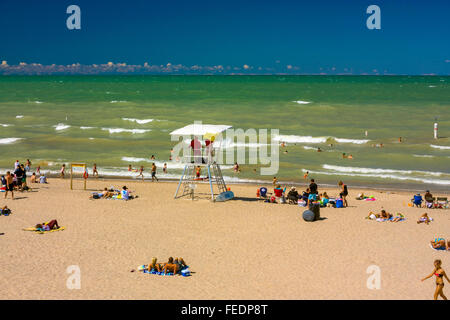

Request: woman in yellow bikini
left=422, top=259, right=449, bottom=300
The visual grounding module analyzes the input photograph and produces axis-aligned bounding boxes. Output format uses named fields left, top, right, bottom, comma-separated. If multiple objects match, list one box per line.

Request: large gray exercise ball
left=303, top=209, right=316, bottom=222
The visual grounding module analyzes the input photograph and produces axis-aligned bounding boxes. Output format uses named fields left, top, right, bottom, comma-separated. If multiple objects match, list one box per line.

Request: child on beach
left=417, top=213, right=432, bottom=225
left=163, top=163, right=167, bottom=174
left=60, top=164, right=65, bottom=179
left=421, top=259, right=449, bottom=300
left=272, top=177, right=278, bottom=185
left=92, top=163, right=98, bottom=178
left=195, top=166, right=201, bottom=178
left=303, top=171, right=309, bottom=180
left=138, top=166, right=144, bottom=181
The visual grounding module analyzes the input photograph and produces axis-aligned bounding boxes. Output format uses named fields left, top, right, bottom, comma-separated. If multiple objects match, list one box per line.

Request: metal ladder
left=212, top=162, right=227, bottom=194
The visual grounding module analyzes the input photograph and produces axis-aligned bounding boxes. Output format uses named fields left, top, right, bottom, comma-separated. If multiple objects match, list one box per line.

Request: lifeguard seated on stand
left=190, top=137, right=205, bottom=164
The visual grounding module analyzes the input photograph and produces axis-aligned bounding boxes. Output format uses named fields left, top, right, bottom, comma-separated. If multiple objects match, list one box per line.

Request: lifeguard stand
left=170, top=124, right=231, bottom=201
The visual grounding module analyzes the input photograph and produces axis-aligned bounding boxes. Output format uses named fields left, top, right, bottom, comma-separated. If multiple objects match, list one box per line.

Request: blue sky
left=0, top=0, right=449, bottom=74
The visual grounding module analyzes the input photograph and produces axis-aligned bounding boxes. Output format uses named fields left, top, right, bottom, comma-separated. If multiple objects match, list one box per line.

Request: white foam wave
left=322, top=164, right=446, bottom=177
left=430, top=144, right=450, bottom=150
left=413, top=154, right=435, bottom=158
left=292, top=100, right=312, bottom=104
left=274, top=134, right=369, bottom=145
left=334, top=138, right=369, bottom=144
left=34, top=101, right=43, bottom=104
left=274, top=135, right=327, bottom=144
left=80, top=126, right=95, bottom=130
left=121, top=157, right=233, bottom=169
left=54, top=123, right=70, bottom=131
left=122, top=118, right=154, bottom=124
left=0, top=137, right=23, bottom=144
left=303, top=146, right=317, bottom=150
left=16, top=115, right=24, bottom=119
left=303, top=169, right=450, bottom=186
left=102, top=128, right=151, bottom=134
left=110, top=100, right=127, bottom=103
left=0, top=124, right=12, bottom=127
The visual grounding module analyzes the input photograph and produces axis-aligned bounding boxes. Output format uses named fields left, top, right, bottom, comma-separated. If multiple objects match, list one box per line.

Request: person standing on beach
left=303, top=171, right=309, bottom=180
left=272, top=176, right=278, bottom=186
left=60, top=164, right=66, bottom=179
left=309, top=179, right=318, bottom=195
left=151, top=163, right=158, bottom=182
left=4, top=171, right=14, bottom=199
left=163, top=163, right=167, bottom=174
left=14, top=160, right=19, bottom=170
left=422, top=259, right=449, bottom=300
left=138, top=166, right=144, bottom=181
left=36, top=165, right=40, bottom=175
left=92, top=163, right=98, bottom=178
left=338, top=181, right=348, bottom=207
left=25, top=159, right=31, bottom=171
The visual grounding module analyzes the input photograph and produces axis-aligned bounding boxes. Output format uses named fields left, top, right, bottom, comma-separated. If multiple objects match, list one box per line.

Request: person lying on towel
left=431, top=238, right=449, bottom=250
left=35, top=220, right=60, bottom=232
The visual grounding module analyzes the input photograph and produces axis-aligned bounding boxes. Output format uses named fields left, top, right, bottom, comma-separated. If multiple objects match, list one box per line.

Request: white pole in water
left=434, top=122, right=438, bottom=139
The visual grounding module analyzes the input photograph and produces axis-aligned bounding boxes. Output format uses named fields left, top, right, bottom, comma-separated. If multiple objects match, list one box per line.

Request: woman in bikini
left=422, top=259, right=449, bottom=300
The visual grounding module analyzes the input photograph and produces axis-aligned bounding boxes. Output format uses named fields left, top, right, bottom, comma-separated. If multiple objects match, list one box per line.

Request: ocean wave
left=303, top=146, right=317, bottom=150
left=0, top=137, right=23, bottom=144
left=122, top=118, right=154, bottom=124
left=334, top=138, right=369, bottom=144
left=0, top=123, right=13, bottom=127
left=16, top=115, right=24, bottom=119
left=102, top=128, right=151, bottom=134
left=274, top=134, right=369, bottom=145
left=80, top=126, right=95, bottom=130
left=322, top=164, right=446, bottom=177
left=430, top=144, right=450, bottom=150
left=121, top=157, right=233, bottom=169
left=54, top=123, right=71, bottom=131
left=110, top=100, right=127, bottom=103
left=303, top=168, right=450, bottom=186
left=292, top=100, right=312, bottom=104
left=34, top=101, right=43, bottom=104
left=413, top=154, right=435, bottom=158
left=273, top=135, right=327, bottom=144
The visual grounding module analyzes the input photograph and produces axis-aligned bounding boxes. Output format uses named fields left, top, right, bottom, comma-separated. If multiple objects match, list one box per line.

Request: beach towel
left=429, top=243, right=447, bottom=251
left=139, top=265, right=191, bottom=277
left=23, top=226, right=65, bottom=234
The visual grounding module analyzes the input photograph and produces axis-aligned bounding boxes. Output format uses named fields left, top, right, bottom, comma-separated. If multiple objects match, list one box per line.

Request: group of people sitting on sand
left=135, top=257, right=189, bottom=275
left=366, top=210, right=405, bottom=222
left=90, top=186, right=137, bottom=200
left=264, top=179, right=349, bottom=208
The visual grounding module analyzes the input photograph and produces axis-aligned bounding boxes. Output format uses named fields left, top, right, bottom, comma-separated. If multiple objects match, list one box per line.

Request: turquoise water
left=0, top=75, right=449, bottom=190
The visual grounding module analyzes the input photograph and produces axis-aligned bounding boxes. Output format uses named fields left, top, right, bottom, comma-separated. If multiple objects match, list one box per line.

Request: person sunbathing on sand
left=35, top=220, right=60, bottom=232
left=422, top=259, right=449, bottom=300
left=380, top=209, right=392, bottom=219
left=417, top=213, right=432, bottom=225
left=430, top=238, right=449, bottom=250
left=148, top=257, right=163, bottom=273
left=162, top=257, right=179, bottom=274
left=366, top=212, right=380, bottom=219
left=391, top=213, right=405, bottom=222
left=90, top=188, right=114, bottom=199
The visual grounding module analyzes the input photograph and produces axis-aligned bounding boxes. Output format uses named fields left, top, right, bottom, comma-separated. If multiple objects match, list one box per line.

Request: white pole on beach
left=434, top=122, right=438, bottom=139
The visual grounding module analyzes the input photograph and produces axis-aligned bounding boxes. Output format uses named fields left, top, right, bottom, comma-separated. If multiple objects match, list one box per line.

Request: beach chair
left=436, top=197, right=449, bottom=209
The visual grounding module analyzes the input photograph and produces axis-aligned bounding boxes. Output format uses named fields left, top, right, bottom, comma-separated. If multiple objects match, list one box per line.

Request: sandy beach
left=1, top=177, right=449, bottom=300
